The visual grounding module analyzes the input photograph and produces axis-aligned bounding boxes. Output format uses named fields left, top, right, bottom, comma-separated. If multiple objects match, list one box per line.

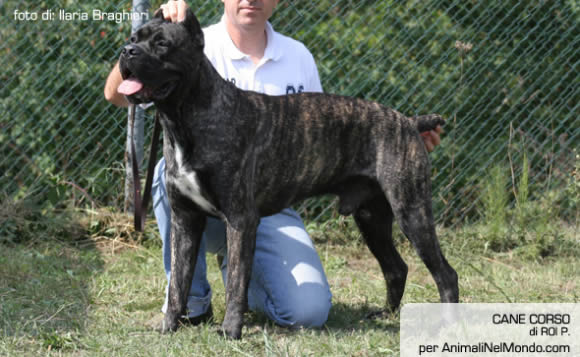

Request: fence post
left=124, top=0, right=151, bottom=213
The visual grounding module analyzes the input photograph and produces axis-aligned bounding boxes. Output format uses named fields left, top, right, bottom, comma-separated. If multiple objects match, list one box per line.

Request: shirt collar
left=219, top=15, right=282, bottom=62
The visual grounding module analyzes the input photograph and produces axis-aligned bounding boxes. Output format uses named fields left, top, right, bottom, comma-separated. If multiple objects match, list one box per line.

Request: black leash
left=130, top=104, right=162, bottom=232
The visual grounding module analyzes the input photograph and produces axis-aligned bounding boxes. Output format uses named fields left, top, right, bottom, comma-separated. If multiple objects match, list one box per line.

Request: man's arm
left=104, top=61, right=129, bottom=107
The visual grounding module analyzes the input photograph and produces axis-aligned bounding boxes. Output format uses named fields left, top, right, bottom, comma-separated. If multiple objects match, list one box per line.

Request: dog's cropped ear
left=182, top=8, right=204, bottom=48
left=153, top=8, right=165, bottom=20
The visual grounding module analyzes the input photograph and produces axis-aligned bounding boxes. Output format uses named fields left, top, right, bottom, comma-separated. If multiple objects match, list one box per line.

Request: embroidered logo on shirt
left=286, top=84, right=304, bottom=94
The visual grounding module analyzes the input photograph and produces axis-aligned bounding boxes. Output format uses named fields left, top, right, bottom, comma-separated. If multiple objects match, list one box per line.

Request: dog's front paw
left=159, top=314, right=180, bottom=334
left=221, top=314, right=243, bottom=340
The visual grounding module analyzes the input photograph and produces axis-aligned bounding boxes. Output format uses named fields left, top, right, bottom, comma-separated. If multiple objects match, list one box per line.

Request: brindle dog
left=118, top=9, right=458, bottom=339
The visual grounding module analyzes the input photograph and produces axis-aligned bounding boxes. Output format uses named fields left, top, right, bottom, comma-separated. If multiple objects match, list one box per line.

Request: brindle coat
left=119, top=9, right=458, bottom=339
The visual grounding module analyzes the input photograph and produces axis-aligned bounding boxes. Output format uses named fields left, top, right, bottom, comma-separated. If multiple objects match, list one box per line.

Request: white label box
left=401, top=303, right=579, bottom=356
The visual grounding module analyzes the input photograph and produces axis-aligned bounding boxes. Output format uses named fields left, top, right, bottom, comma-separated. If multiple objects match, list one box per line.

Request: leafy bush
left=477, top=153, right=579, bottom=260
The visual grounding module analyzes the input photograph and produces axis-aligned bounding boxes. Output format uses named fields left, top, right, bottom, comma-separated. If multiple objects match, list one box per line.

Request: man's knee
left=293, top=292, right=331, bottom=328
left=269, top=286, right=332, bottom=328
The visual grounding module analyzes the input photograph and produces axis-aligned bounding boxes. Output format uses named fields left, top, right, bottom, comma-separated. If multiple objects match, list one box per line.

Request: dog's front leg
left=162, top=198, right=206, bottom=333
left=221, top=215, right=259, bottom=340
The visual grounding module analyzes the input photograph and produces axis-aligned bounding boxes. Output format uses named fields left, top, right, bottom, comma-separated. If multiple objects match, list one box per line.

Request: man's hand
left=158, top=0, right=189, bottom=22
left=420, top=125, right=442, bottom=153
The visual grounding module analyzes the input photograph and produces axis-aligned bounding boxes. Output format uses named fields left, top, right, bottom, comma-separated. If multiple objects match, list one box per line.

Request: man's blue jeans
left=152, top=158, right=332, bottom=328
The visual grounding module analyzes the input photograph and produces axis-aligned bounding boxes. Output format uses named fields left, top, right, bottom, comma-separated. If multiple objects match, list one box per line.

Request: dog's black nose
left=122, top=44, right=142, bottom=58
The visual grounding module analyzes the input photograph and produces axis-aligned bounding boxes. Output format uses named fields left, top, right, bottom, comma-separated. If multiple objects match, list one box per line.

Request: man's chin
left=236, top=15, right=267, bottom=27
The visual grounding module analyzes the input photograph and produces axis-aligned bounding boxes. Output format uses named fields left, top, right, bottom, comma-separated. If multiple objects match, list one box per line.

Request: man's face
left=222, top=0, right=279, bottom=29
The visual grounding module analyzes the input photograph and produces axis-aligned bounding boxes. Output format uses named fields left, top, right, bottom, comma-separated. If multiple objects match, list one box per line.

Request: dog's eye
left=129, top=35, right=137, bottom=43
left=156, top=39, right=171, bottom=47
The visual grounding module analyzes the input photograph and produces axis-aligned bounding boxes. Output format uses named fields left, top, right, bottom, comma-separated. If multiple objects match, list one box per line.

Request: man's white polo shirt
left=202, top=17, right=323, bottom=95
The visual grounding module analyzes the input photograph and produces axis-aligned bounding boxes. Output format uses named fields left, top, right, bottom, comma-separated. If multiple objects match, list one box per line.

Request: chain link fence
left=1, top=0, right=578, bottom=226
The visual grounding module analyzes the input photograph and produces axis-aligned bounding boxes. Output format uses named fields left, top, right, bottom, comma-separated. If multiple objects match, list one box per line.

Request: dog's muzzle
left=122, top=44, right=143, bottom=59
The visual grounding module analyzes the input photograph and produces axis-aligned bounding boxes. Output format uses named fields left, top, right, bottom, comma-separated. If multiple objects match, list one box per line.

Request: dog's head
left=118, top=9, right=204, bottom=104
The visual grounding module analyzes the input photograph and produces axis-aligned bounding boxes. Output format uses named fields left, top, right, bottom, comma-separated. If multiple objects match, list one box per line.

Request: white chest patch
left=171, top=146, right=218, bottom=214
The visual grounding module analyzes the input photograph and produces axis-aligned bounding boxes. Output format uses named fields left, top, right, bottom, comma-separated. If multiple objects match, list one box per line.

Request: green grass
left=0, top=204, right=578, bottom=356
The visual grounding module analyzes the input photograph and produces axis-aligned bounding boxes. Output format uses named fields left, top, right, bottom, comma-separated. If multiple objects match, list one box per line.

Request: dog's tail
left=413, top=114, right=445, bottom=133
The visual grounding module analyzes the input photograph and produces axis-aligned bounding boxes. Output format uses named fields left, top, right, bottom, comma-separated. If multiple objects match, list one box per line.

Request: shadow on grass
left=326, top=302, right=400, bottom=333
left=0, top=239, right=104, bottom=348
left=238, top=301, right=399, bottom=339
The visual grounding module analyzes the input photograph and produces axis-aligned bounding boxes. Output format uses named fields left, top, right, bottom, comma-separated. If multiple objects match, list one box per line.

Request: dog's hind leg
left=353, top=194, right=408, bottom=313
left=163, top=203, right=207, bottom=333
left=383, top=175, right=459, bottom=304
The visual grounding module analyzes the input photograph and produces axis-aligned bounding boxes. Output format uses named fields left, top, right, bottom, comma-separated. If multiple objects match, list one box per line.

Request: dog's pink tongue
left=118, top=79, right=143, bottom=95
